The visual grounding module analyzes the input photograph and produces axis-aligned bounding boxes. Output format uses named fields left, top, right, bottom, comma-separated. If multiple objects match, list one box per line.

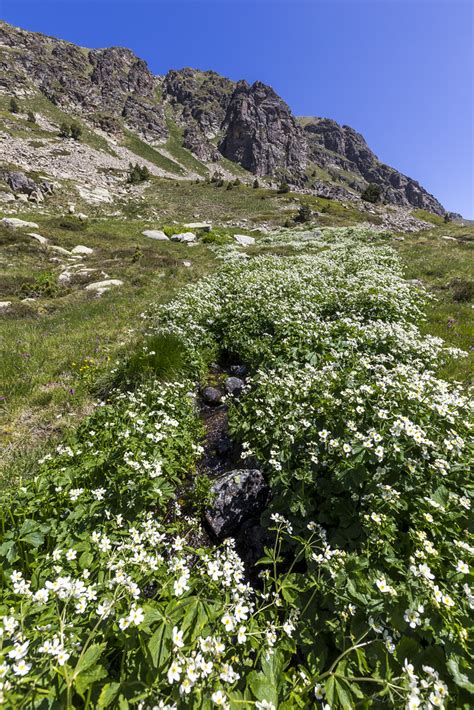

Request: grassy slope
left=121, top=129, right=185, bottom=175
left=118, top=178, right=384, bottom=227
left=163, top=118, right=209, bottom=178
left=393, top=222, right=473, bottom=384
left=0, top=216, right=216, bottom=485
left=1, top=185, right=472, bottom=487
left=0, top=94, right=116, bottom=155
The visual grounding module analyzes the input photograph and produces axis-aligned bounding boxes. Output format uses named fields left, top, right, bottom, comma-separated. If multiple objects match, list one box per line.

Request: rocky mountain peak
left=301, top=116, right=444, bottom=214
left=219, top=79, right=308, bottom=178
left=0, top=21, right=167, bottom=143
left=163, top=67, right=235, bottom=136
left=0, top=20, right=447, bottom=214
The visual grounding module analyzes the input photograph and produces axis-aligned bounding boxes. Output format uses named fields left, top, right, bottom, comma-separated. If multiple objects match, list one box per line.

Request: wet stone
left=230, top=364, right=247, bottom=377
left=201, top=386, right=222, bottom=406
left=225, top=376, right=244, bottom=396
left=205, top=469, right=269, bottom=540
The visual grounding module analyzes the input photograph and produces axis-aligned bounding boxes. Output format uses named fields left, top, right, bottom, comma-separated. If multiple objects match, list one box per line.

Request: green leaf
left=148, top=623, right=171, bottom=670
left=75, top=664, right=107, bottom=696
left=75, top=643, right=105, bottom=676
left=142, top=606, right=163, bottom=627
left=335, top=678, right=354, bottom=710
left=325, top=676, right=335, bottom=705
left=0, top=540, right=18, bottom=563
left=447, top=657, right=474, bottom=693
left=248, top=671, right=278, bottom=706
left=98, top=682, right=121, bottom=708
left=79, top=551, right=94, bottom=569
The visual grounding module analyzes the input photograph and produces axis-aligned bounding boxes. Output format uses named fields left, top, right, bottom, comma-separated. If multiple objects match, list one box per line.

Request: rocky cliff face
left=219, top=81, right=307, bottom=178
left=301, top=117, right=445, bottom=214
left=0, top=20, right=446, bottom=213
left=0, top=22, right=167, bottom=142
left=162, top=68, right=234, bottom=136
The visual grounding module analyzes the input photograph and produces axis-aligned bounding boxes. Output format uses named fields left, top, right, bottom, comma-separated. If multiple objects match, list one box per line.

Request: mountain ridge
left=0, top=20, right=446, bottom=214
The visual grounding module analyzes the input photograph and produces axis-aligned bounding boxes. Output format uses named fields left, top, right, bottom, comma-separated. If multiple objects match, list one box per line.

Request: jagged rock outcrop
left=182, top=122, right=221, bottom=162
left=0, top=22, right=167, bottom=142
left=0, top=170, right=53, bottom=202
left=301, top=117, right=445, bottom=214
left=0, top=20, right=447, bottom=213
left=219, top=81, right=308, bottom=178
left=163, top=68, right=234, bottom=136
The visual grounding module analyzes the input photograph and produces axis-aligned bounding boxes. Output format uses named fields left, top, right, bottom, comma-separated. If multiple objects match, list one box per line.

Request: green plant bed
left=0, top=225, right=471, bottom=708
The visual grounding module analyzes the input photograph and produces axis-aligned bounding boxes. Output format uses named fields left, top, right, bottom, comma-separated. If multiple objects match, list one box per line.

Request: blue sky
left=2, top=0, right=473, bottom=216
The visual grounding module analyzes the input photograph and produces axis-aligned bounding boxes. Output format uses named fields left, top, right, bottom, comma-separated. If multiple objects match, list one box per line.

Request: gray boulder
left=28, top=232, right=48, bottom=245
left=225, top=376, right=244, bottom=396
left=170, top=231, right=197, bottom=243
left=1, top=217, right=39, bottom=230
left=0, top=170, right=36, bottom=194
left=71, top=245, right=93, bottom=255
left=205, top=469, right=269, bottom=540
left=234, top=234, right=255, bottom=246
left=201, top=386, right=222, bottom=406
left=0, top=170, right=54, bottom=199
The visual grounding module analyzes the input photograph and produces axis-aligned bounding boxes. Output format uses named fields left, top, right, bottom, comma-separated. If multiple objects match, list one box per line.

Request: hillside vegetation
left=0, top=22, right=472, bottom=708
left=0, top=225, right=472, bottom=709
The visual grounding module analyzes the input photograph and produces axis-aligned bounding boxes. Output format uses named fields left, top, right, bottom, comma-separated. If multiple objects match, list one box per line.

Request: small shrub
left=361, top=182, right=383, bottom=203
left=57, top=216, right=83, bottom=231
left=449, top=278, right=474, bottom=303
left=190, top=474, right=215, bottom=517
left=58, top=122, right=82, bottom=140
left=9, top=97, right=19, bottom=114
left=294, top=203, right=312, bottom=223
left=27, top=111, right=36, bottom=124
left=200, top=231, right=232, bottom=245
left=277, top=181, right=290, bottom=194
left=69, top=123, right=82, bottom=140
left=19, top=271, right=61, bottom=298
left=127, top=162, right=150, bottom=184
left=253, top=178, right=259, bottom=189
left=132, top=246, right=143, bottom=263
left=58, top=122, right=71, bottom=138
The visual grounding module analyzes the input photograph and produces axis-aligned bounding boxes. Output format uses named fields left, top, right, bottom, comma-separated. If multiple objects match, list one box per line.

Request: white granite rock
left=85, top=279, right=123, bottom=292
left=234, top=234, right=255, bottom=246
left=142, top=230, right=169, bottom=241
left=184, top=222, right=211, bottom=232
left=28, top=232, right=48, bottom=245
left=1, top=217, right=39, bottom=229
left=72, top=245, right=93, bottom=255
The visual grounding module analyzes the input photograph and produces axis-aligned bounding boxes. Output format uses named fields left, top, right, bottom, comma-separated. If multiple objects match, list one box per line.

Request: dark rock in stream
left=229, top=364, right=247, bottom=377
left=235, top=519, right=273, bottom=576
left=205, top=469, right=270, bottom=540
left=201, top=386, right=223, bottom=406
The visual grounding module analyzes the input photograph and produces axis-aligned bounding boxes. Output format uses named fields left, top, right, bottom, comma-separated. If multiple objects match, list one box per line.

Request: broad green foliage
left=147, top=228, right=473, bottom=707
left=1, top=227, right=472, bottom=708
